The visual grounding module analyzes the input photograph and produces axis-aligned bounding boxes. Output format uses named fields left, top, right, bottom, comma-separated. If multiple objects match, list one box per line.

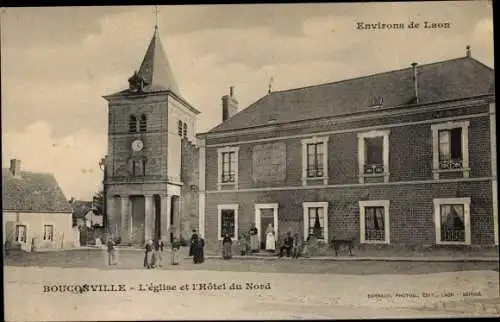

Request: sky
left=1, top=2, right=494, bottom=201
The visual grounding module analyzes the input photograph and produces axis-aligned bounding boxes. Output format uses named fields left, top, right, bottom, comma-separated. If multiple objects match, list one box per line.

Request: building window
left=178, top=120, right=183, bottom=136
left=222, top=152, right=236, bottom=183
left=433, top=198, right=471, bottom=245
left=183, top=122, right=187, bottom=138
left=217, top=204, right=239, bottom=240
left=359, top=200, right=390, bottom=244
left=217, top=147, right=239, bottom=190
left=43, top=225, right=54, bottom=241
left=15, top=225, right=27, bottom=243
left=131, top=160, right=136, bottom=176
left=357, top=130, right=390, bottom=183
left=129, top=115, right=137, bottom=133
left=301, top=137, right=329, bottom=185
left=139, top=114, right=147, bottom=132
left=302, top=202, right=328, bottom=240
left=431, top=121, right=470, bottom=179
left=142, top=159, right=147, bottom=176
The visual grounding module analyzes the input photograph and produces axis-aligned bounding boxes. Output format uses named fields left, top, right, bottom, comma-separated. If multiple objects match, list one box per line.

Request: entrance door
left=255, top=203, right=279, bottom=250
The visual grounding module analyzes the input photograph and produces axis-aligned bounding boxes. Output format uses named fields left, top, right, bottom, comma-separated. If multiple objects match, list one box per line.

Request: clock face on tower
left=131, top=139, right=144, bottom=152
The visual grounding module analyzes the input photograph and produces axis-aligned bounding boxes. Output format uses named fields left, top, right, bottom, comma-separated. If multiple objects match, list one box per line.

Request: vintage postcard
left=2, top=2, right=499, bottom=321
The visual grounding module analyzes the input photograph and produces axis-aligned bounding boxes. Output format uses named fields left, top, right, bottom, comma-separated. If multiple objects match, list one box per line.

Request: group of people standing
left=143, top=239, right=165, bottom=268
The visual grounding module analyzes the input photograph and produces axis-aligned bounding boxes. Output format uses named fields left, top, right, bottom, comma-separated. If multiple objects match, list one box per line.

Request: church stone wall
left=180, top=139, right=199, bottom=241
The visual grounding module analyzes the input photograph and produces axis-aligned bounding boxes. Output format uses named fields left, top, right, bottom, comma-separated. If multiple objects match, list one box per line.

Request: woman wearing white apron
left=265, top=223, right=276, bottom=252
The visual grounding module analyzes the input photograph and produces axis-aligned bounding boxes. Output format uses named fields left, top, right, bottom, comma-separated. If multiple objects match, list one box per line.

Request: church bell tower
left=102, top=25, right=200, bottom=246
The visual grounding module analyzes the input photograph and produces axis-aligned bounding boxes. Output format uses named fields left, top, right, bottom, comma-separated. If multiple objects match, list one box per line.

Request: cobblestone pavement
left=4, top=266, right=499, bottom=320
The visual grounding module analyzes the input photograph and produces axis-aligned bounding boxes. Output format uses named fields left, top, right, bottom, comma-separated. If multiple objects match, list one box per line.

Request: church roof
left=104, top=27, right=200, bottom=114
left=2, top=169, right=73, bottom=213
left=135, top=27, right=182, bottom=96
left=207, top=56, right=494, bottom=134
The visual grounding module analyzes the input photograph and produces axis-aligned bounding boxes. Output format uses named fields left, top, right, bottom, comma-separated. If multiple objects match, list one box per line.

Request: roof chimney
left=411, top=62, right=419, bottom=104
left=10, top=159, right=21, bottom=177
left=466, top=45, right=471, bottom=57
left=222, top=86, right=239, bottom=122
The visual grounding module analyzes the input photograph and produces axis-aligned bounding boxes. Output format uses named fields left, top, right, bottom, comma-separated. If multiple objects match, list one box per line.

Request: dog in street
left=329, top=237, right=356, bottom=256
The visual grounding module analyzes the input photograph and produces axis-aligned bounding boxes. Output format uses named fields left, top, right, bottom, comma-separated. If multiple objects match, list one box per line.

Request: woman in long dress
left=222, top=233, right=232, bottom=259
left=193, top=236, right=205, bottom=264
left=144, top=240, right=154, bottom=269
left=265, top=224, right=276, bottom=252
left=171, top=237, right=180, bottom=265
left=249, top=223, right=259, bottom=253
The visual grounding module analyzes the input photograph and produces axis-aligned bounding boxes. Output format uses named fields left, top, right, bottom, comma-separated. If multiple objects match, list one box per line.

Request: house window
left=217, top=204, right=239, bottom=240
left=357, top=130, right=390, bottom=183
left=433, top=198, right=471, bottom=245
left=431, top=121, right=469, bottom=179
left=222, top=152, right=236, bottom=182
left=307, top=143, right=324, bottom=178
left=131, top=160, right=136, bottom=176
left=302, top=202, right=329, bottom=240
left=217, top=147, right=239, bottom=190
left=359, top=200, right=390, bottom=244
left=178, top=120, right=183, bottom=136
left=142, top=159, right=147, bottom=176
left=183, top=122, right=187, bottom=138
left=43, top=225, right=54, bottom=241
left=15, top=225, right=27, bottom=243
left=301, top=137, right=329, bottom=185
left=139, top=114, right=147, bottom=132
left=129, top=115, right=137, bottom=133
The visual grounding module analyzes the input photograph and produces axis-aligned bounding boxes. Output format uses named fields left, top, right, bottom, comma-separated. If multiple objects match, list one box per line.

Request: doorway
left=254, top=203, right=279, bottom=250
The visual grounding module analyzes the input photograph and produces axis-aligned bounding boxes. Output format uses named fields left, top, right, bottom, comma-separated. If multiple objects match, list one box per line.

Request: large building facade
left=198, top=50, right=498, bottom=250
left=104, top=27, right=497, bottom=250
left=103, top=27, right=199, bottom=245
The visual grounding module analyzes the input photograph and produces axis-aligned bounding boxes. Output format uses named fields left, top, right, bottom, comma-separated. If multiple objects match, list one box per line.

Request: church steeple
left=133, top=27, right=182, bottom=97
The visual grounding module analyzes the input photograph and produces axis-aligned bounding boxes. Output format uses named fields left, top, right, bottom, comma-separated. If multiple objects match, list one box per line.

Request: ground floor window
left=359, top=200, right=390, bottom=244
left=15, top=225, right=27, bottom=243
left=217, top=204, right=239, bottom=240
left=302, top=202, right=329, bottom=240
left=43, top=224, right=54, bottom=241
left=433, top=197, right=471, bottom=245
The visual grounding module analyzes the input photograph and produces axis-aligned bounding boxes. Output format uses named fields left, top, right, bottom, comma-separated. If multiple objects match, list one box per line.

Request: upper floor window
left=301, top=137, right=329, bottom=186
left=433, top=197, right=471, bottom=245
left=129, top=115, right=137, bottom=133
left=359, top=200, right=390, bottom=244
left=131, top=160, right=136, bottom=176
left=43, top=225, right=54, bottom=241
left=431, top=121, right=470, bottom=179
left=130, top=159, right=146, bottom=176
left=183, top=122, right=188, bottom=138
left=217, top=147, right=240, bottom=190
left=357, top=130, right=390, bottom=183
left=178, top=120, right=183, bottom=136
left=139, top=114, right=147, bottom=132
left=307, top=143, right=324, bottom=178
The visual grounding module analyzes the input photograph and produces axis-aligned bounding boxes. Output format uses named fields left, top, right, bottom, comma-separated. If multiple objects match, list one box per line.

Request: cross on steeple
left=153, top=5, right=160, bottom=29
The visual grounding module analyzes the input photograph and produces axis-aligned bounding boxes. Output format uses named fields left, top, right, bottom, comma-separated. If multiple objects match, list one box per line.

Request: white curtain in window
left=441, top=205, right=464, bottom=229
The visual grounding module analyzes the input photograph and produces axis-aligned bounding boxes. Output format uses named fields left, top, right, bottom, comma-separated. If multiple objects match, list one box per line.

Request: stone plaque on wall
left=252, top=142, right=286, bottom=183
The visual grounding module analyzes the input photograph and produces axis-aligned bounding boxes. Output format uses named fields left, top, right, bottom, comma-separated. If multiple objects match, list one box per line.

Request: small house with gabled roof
left=2, top=159, right=74, bottom=251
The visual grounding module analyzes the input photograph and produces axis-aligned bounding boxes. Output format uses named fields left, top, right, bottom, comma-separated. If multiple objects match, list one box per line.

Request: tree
left=91, top=189, right=104, bottom=217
